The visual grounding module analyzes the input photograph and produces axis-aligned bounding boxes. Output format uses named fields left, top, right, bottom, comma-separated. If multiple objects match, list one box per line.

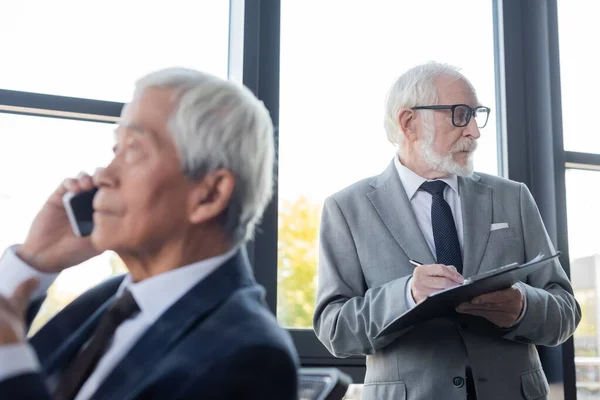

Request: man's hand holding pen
left=409, top=260, right=464, bottom=304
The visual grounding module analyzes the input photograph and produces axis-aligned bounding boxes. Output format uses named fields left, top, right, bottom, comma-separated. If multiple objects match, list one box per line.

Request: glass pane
left=453, top=105, right=470, bottom=127
left=0, top=0, right=229, bottom=102
left=566, top=169, right=600, bottom=398
left=0, top=113, right=119, bottom=333
left=277, top=0, right=498, bottom=328
left=558, top=0, right=600, bottom=153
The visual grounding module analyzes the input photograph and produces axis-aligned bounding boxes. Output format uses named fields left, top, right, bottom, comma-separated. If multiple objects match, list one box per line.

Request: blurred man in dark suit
left=0, top=68, right=298, bottom=400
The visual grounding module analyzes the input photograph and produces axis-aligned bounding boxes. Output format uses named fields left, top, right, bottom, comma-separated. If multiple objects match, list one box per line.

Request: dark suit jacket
left=0, top=250, right=299, bottom=399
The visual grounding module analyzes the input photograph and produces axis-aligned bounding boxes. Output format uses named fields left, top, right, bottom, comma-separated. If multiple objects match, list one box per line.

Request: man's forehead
left=121, top=88, right=174, bottom=116
left=434, top=76, right=478, bottom=105
left=118, top=88, right=174, bottom=132
left=114, top=122, right=148, bottom=136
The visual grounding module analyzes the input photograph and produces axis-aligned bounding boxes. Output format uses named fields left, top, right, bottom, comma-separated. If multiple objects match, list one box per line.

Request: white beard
left=419, top=125, right=477, bottom=177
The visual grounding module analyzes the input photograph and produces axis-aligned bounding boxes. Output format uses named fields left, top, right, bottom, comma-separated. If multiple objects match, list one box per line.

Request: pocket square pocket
left=490, top=222, right=509, bottom=231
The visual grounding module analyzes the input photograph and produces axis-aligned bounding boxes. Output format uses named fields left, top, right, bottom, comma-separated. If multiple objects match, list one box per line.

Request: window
left=566, top=169, right=600, bottom=398
left=0, top=113, right=117, bottom=332
left=559, top=3, right=600, bottom=395
left=558, top=0, right=600, bottom=154
left=277, top=0, right=499, bottom=329
left=0, top=1, right=230, bottom=101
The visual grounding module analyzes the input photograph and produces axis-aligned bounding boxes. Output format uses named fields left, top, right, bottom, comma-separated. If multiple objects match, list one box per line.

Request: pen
left=409, top=259, right=470, bottom=285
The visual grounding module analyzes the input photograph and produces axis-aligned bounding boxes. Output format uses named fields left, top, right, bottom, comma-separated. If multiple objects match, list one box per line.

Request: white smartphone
left=62, top=187, right=98, bottom=237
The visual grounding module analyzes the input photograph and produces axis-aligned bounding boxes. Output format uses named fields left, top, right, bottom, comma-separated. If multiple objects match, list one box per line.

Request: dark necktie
left=54, top=290, right=140, bottom=400
left=420, top=180, right=463, bottom=273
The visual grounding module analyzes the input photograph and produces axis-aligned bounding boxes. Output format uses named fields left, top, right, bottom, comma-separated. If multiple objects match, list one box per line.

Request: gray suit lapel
left=459, top=174, right=492, bottom=277
left=367, top=161, right=436, bottom=265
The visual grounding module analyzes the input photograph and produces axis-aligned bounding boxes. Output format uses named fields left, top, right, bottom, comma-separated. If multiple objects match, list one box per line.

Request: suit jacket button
left=453, top=377, right=465, bottom=388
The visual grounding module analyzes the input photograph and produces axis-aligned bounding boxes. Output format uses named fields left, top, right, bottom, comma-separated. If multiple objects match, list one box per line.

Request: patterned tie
left=54, top=290, right=140, bottom=400
left=420, top=180, right=463, bottom=273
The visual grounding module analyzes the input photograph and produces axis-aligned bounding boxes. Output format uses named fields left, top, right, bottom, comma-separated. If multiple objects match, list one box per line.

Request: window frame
left=498, top=0, right=577, bottom=397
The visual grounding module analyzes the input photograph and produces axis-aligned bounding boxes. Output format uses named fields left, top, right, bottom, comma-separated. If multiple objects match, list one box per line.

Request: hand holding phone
left=17, top=174, right=101, bottom=273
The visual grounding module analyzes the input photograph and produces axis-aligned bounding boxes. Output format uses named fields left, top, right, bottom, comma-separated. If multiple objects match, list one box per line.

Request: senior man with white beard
left=313, top=62, right=580, bottom=400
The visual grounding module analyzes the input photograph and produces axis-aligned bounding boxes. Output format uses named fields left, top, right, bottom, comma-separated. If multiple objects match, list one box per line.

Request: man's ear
left=398, top=109, right=419, bottom=142
left=188, top=169, right=236, bottom=225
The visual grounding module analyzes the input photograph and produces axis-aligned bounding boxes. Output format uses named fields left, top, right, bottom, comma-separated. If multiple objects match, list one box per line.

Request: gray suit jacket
left=313, top=161, right=581, bottom=400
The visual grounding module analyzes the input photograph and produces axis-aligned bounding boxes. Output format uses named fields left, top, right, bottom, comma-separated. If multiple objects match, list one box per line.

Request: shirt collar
left=116, top=246, right=239, bottom=322
left=393, top=155, right=459, bottom=200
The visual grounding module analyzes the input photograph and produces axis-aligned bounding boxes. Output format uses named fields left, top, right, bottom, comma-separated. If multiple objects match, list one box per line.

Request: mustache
left=451, top=139, right=478, bottom=153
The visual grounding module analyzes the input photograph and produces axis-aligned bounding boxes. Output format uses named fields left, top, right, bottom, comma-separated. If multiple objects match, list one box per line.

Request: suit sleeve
left=313, top=197, right=413, bottom=357
left=0, top=344, right=41, bottom=382
left=178, top=345, right=298, bottom=400
left=503, top=183, right=581, bottom=346
left=0, top=372, right=51, bottom=400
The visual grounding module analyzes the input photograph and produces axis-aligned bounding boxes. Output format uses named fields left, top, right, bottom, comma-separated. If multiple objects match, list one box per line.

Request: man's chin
left=436, top=159, right=474, bottom=177
left=452, top=153, right=475, bottom=174
left=90, top=230, right=116, bottom=253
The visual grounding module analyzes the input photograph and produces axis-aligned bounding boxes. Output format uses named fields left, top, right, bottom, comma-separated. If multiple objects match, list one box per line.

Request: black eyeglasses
left=411, top=104, right=491, bottom=128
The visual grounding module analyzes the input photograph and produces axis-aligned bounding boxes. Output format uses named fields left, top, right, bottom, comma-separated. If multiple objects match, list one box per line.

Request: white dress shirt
left=393, top=156, right=465, bottom=257
left=0, top=245, right=238, bottom=400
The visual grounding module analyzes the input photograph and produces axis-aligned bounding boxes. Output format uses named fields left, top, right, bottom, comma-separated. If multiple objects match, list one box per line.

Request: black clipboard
left=375, top=252, right=561, bottom=338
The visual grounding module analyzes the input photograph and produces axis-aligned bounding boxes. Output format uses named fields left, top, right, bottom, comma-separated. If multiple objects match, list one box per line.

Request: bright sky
left=558, top=0, right=600, bottom=154
left=0, top=0, right=594, bottom=292
left=0, top=0, right=229, bottom=100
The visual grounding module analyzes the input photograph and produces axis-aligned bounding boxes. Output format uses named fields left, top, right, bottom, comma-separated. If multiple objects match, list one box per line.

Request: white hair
left=383, top=62, right=477, bottom=147
left=134, top=68, right=274, bottom=245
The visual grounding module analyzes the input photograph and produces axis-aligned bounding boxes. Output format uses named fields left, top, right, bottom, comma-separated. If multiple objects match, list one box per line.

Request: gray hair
left=135, top=68, right=274, bottom=246
left=383, top=62, right=477, bottom=147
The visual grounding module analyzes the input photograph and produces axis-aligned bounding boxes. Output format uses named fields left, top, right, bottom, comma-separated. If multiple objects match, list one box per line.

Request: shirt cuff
left=0, top=343, right=40, bottom=381
left=512, top=282, right=528, bottom=325
left=0, top=245, right=59, bottom=300
left=405, top=276, right=417, bottom=309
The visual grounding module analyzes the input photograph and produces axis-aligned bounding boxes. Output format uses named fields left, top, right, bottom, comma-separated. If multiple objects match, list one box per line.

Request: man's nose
left=464, top=117, right=481, bottom=139
left=93, top=166, right=115, bottom=188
